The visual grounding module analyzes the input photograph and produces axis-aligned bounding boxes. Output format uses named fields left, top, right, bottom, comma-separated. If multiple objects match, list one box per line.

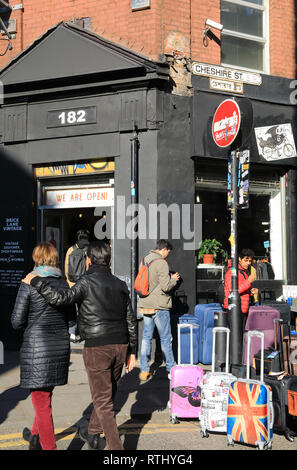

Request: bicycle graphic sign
left=255, top=123, right=297, bottom=161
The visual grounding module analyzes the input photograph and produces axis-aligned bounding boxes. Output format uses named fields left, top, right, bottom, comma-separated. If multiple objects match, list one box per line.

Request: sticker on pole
left=212, top=99, right=241, bottom=148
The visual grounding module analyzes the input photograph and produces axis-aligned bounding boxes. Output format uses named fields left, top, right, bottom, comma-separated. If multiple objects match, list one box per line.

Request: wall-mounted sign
left=227, top=151, right=249, bottom=209
left=35, top=159, right=115, bottom=178
left=254, top=123, right=297, bottom=161
left=131, top=0, right=150, bottom=10
left=210, top=78, right=243, bottom=94
left=192, top=62, right=262, bottom=86
left=43, top=186, right=114, bottom=209
left=47, top=106, right=97, bottom=128
left=212, top=99, right=241, bottom=148
left=0, top=214, right=26, bottom=288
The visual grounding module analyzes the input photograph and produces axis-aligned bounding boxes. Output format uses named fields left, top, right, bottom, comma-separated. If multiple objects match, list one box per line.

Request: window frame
left=221, top=0, right=269, bottom=74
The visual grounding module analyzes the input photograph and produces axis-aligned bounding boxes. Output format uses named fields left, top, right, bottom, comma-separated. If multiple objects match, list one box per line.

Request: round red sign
left=212, top=99, right=241, bottom=148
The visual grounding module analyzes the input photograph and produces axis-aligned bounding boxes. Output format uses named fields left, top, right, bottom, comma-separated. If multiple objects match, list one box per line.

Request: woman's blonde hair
left=32, top=242, right=59, bottom=268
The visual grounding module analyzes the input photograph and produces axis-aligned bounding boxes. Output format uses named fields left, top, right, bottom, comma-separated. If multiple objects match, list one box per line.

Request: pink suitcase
left=169, top=324, right=204, bottom=424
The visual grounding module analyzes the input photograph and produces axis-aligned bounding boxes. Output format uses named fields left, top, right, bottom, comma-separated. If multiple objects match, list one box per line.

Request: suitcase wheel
left=227, top=435, right=234, bottom=447
left=200, top=430, right=209, bottom=438
left=170, top=415, right=180, bottom=424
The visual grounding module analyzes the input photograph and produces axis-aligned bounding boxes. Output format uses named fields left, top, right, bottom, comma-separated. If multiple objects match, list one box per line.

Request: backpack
left=134, top=257, right=161, bottom=298
left=68, top=244, right=88, bottom=283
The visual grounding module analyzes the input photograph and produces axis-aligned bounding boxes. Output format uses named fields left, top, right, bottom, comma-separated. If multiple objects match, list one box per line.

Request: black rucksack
left=68, top=244, right=88, bottom=283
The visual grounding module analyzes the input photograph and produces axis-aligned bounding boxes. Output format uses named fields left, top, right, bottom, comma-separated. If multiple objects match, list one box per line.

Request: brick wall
left=269, top=0, right=296, bottom=78
left=0, top=0, right=295, bottom=78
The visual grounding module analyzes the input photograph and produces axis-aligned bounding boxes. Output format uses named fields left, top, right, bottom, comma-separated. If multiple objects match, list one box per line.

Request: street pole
left=130, top=124, right=139, bottom=316
left=229, top=149, right=243, bottom=364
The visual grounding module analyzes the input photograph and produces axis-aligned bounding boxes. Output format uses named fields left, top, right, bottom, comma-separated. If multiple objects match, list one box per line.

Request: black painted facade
left=0, top=20, right=296, bottom=350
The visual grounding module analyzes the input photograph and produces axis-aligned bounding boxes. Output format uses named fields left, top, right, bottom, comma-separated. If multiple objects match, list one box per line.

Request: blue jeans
left=140, top=310, right=176, bottom=373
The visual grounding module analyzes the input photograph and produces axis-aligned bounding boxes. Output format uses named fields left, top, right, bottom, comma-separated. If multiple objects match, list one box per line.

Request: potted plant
left=198, top=238, right=227, bottom=264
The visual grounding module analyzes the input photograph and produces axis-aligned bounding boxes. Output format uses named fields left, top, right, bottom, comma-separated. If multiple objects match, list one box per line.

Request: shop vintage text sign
left=192, top=62, right=262, bottom=86
left=212, top=99, right=241, bottom=148
left=45, top=187, right=114, bottom=208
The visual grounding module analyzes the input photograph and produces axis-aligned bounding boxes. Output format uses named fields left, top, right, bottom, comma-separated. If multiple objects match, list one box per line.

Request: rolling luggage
left=262, top=300, right=291, bottom=332
left=264, top=319, right=297, bottom=442
left=194, top=303, right=222, bottom=364
left=227, top=330, right=274, bottom=450
left=243, top=305, right=280, bottom=366
left=178, top=315, right=200, bottom=364
left=253, top=319, right=282, bottom=376
left=169, top=323, right=204, bottom=424
left=199, top=327, right=237, bottom=437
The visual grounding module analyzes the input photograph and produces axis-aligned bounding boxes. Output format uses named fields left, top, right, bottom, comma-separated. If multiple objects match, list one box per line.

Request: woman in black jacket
left=11, top=242, right=76, bottom=450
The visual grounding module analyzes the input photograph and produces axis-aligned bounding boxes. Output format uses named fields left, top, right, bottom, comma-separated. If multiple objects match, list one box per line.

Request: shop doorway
left=42, top=208, right=111, bottom=272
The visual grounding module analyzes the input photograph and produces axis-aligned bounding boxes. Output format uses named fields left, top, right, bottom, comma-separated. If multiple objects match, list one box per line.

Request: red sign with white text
left=212, top=99, right=241, bottom=148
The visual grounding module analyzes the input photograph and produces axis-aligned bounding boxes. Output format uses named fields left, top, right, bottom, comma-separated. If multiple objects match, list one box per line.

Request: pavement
left=0, top=343, right=297, bottom=455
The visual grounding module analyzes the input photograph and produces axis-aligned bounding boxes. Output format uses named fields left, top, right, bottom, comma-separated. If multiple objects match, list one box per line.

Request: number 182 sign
left=47, top=106, right=97, bottom=128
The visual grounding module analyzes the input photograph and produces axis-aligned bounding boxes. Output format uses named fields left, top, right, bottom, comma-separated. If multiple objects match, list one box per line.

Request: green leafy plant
left=198, top=238, right=227, bottom=262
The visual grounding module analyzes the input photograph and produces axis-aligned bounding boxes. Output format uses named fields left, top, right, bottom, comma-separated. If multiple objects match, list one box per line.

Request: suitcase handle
left=177, top=323, right=199, bottom=365
left=211, top=326, right=230, bottom=374
left=246, top=330, right=265, bottom=382
left=274, top=318, right=293, bottom=375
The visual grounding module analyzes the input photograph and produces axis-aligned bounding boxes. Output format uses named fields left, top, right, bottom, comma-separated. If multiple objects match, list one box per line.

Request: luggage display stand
left=264, top=318, right=297, bottom=442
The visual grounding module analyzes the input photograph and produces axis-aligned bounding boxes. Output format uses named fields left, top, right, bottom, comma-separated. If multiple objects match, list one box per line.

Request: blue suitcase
left=194, top=303, right=222, bottom=364
left=178, top=315, right=200, bottom=364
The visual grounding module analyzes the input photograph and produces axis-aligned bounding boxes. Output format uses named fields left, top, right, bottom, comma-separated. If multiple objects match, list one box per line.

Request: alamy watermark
left=94, top=197, right=202, bottom=250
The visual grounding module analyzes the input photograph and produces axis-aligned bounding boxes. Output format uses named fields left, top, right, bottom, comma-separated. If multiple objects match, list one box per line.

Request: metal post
left=130, top=125, right=139, bottom=315
left=229, top=150, right=242, bottom=364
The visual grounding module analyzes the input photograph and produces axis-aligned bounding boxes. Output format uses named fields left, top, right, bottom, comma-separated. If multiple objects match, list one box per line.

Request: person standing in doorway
left=22, top=241, right=137, bottom=451
left=64, top=229, right=90, bottom=343
left=138, top=239, right=180, bottom=381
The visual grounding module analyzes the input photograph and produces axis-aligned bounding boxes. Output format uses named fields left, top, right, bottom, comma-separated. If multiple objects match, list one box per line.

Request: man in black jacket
left=23, top=241, right=137, bottom=451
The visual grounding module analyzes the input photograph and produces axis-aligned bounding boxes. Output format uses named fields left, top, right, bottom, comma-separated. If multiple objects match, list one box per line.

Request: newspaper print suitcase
left=169, top=324, right=204, bottom=423
left=199, top=327, right=237, bottom=437
left=227, top=331, right=274, bottom=450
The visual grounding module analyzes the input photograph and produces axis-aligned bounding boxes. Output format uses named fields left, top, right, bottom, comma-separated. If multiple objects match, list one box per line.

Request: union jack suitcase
left=227, top=330, right=274, bottom=450
left=199, top=327, right=237, bottom=437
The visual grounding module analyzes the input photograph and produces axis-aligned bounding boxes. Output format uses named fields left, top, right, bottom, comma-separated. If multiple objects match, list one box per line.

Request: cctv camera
left=205, top=19, right=223, bottom=32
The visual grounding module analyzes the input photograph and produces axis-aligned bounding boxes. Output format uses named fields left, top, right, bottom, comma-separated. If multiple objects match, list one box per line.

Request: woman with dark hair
left=11, top=242, right=76, bottom=450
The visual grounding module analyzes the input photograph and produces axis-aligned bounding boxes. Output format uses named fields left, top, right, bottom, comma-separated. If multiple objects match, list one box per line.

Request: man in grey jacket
left=138, top=239, right=180, bottom=381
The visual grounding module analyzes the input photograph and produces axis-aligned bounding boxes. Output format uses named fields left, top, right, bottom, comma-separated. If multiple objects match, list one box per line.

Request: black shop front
left=191, top=66, right=297, bottom=304
left=0, top=22, right=196, bottom=349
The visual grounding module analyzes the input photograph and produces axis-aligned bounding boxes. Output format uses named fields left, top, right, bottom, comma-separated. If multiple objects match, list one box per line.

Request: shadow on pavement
left=64, top=364, right=170, bottom=451
left=0, top=385, right=30, bottom=426
left=116, top=365, right=170, bottom=450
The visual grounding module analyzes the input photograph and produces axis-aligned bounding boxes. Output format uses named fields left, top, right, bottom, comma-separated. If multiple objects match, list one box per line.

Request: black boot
left=78, top=427, right=102, bottom=450
left=23, top=427, right=42, bottom=450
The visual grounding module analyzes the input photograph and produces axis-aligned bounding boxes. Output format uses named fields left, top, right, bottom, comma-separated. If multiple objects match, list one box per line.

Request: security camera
left=205, top=19, right=223, bottom=32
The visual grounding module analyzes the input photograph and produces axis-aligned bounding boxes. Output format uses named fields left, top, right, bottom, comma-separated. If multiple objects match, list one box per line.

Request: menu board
left=0, top=214, right=27, bottom=289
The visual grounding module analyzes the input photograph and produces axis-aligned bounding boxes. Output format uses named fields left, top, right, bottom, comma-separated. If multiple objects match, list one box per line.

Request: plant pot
left=203, top=254, right=214, bottom=264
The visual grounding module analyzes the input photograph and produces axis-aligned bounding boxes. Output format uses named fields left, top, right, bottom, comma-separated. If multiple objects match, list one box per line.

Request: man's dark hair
left=87, top=241, right=111, bottom=266
left=239, top=248, right=255, bottom=259
left=155, top=239, right=173, bottom=251
left=77, top=229, right=90, bottom=240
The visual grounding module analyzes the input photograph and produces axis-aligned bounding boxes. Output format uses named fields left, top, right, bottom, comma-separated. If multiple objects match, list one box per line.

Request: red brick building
left=0, top=1, right=296, bottom=351
left=1, top=0, right=296, bottom=79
